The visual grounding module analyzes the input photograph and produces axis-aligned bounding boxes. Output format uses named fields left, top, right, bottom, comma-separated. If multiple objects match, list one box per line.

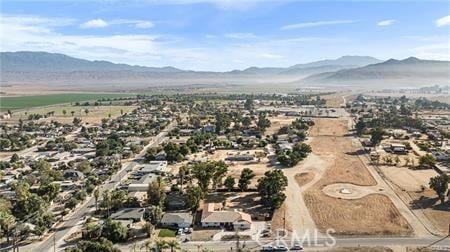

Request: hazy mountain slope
left=1, top=51, right=183, bottom=73
left=287, top=56, right=381, bottom=69
left=302, top=57, right=450, bottom=85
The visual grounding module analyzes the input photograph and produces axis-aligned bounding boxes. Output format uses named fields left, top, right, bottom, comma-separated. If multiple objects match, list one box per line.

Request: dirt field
left=205, top=192, right=268, bottom=218
left=309, top=119, right=377, bottom=186
left=380, top=167, right=438, bottom=192
left=322, top=92, right=348, bottom=108
left=302, top=118, right=412, bottom=235
left=7, top=105, right=136, bottom=124
left=265, top=116, right=295, bottom=136
left=209, top=149, right=271, bottom=187
left=409, top=189, right=450, bottom=234
left=295, top=172, right=315, bottom=187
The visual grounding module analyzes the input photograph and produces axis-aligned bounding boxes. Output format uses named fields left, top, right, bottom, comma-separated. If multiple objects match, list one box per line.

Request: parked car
left=274, top=245, right=288, bottom=251
left=261, top=245, right=273, bottom=251
left=291, top=244, right=303, bottom=250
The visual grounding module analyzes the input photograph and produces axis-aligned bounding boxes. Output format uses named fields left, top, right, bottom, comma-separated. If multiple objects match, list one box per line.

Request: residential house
left=111, top=208, right=146, bottom=223
left=201, top=203, right=252, bottom=230
left=161, top=212, right=193, bottom=229
left=63, top=170, right=85, bottom=181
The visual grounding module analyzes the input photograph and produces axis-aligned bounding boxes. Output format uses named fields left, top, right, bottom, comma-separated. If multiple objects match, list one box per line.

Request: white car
left=261, top=245, right=273, bottom=251
left=274, top=245, right=288, bottom=251
left=291, top=244, right=304, bottom=250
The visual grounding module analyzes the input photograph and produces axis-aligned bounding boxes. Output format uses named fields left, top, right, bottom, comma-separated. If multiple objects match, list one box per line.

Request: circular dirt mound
left=322, top=183, right=383, bottom=199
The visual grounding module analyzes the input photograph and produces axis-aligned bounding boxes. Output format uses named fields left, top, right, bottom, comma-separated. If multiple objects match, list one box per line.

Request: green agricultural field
left=0, top=93, right=135, bottom=112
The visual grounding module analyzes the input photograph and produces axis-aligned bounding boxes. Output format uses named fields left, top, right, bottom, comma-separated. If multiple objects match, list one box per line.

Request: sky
left=1, top=0, right=449, bottom=71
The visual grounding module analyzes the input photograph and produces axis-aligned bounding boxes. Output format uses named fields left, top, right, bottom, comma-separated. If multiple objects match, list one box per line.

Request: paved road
left=182, top=236, right=450, bottom=251
left=24, top=121, right=176, bottom=252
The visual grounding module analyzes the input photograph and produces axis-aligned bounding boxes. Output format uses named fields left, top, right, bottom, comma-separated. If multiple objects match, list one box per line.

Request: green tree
left=10, top=153, right=19, bottom=163
left=0, top=207, right=15, bottom=243
left=224, top=176, right=235, bottom=191
left=77, top=160, right=92, bottom=175
left=102, top=219, right=128, bottom=243
left=167, top=240, right=180, bottom=252
left=185, top=186, right=203, bottom=212
left=164, top=142, right=181, bottom=162
left=147, top=205, right=163, bottom=225
left=37, top=183, right=60, bottom=202
left=244, top=99, right=254, bottom=111
left=241, top=117, right=252, bottom=128
left=73, top=117, right=82, bottom=126
left=256, top=113, right=271, bottom=133
left=257, top=170, right=288, bottom=209
left=94, top=188, right=100, bottom=212
left=355, top=119, right=366, bottom=136
left=419, top=154, right=437, bottom=169
left=211, top=161, right=228, bottom=190
left=74, top=237, right=121, bottom=252
left=370, top=127, right=384, bottom=146
left=429, top=174, right=449, bottom=204
left=62, top=109, right=67, bottom=116
left=147, top=178, right=166, bottom=208
left=238, top=168, right=255, bottom=191
left=215, top=112, right=231, bottom=133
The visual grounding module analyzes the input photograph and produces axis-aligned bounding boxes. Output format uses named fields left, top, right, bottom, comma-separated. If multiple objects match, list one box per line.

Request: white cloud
left=80, top=19, right=154, bottom=29
left=259, top=53, right=282, bottom=59
left=224, top=32, right=257, bottom=39
left=281, top=20, right=355, bottom=30
left=377, top=19, right=395, bottom=26
left=436, top=15, right=450, bottom=27
left=80, top=19, right=108, bottom=28
left=135, top=21, right=154, bottom=28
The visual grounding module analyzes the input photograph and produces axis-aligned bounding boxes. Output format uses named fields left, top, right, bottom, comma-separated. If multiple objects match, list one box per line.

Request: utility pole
left=235, top=229, right=240, bottom=252
left=53, top=234, right=56, bottom=252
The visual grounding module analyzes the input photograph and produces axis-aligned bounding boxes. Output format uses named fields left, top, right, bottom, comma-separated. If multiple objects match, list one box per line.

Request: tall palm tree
left=155, top=240, right=168, bottom=252
left=94, top=188, right=100, bottom=212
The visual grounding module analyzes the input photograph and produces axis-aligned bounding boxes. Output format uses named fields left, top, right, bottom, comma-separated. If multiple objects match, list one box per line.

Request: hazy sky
left=1, top=0, right=449, bottom=71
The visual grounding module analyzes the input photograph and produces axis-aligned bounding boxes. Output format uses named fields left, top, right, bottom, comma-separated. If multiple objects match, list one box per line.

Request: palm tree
left=71, top=111, right=75, bottom=117
left=94, top=188, right=100, bottom=212
left=166, top=240, right=179, bottom=252
left=155, top=240, right=168, bottom=252
left=62, top=110, right=67, bottom=117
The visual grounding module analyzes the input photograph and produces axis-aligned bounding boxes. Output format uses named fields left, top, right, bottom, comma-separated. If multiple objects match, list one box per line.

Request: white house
left=201, top=203, right=252, bottom=230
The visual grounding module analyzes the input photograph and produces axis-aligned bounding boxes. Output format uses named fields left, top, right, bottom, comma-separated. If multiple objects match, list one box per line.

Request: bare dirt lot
left=209, top=149, right=271, bottom=187
left=380, top=167, right=438, bottom=192
left=205, top=192, right=268, bottom=219
left=6, top=105, right=137, bottom=124
left=294, top=172, right=315, bottom=187
left=409, top=189, right=450, bottom=234
left=309, top=119, right=377, bottom=186
left=265, top=116, right=295, bottom=136
left=302, top=118, right=412, bottom=235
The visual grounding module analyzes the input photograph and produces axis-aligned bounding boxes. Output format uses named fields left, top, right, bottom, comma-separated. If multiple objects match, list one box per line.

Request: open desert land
left=298, top=118, right=412, bottom=235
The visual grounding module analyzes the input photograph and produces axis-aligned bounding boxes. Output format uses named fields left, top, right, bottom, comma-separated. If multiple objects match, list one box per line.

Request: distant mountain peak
left=1, top=51, right=184, bottom=73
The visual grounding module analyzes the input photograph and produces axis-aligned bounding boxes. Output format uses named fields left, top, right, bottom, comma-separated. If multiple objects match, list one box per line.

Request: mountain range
left=1, top=51, right=448, bottom=88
